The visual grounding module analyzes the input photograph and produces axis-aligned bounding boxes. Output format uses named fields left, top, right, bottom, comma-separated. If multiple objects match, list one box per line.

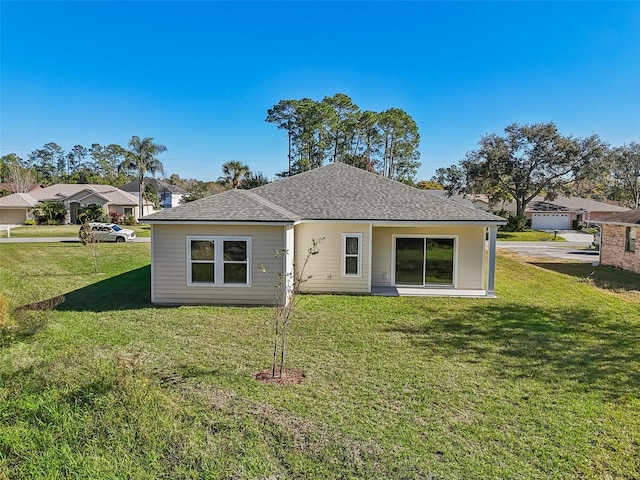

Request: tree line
left=3, top=115, right=636, bottom=217
left=266, top=93, right=421, bottom=182
left=0, top=142, right=144, bottom=188
left=0, top=138, right=270, bottom=207
left=433, top=123, right=639, bottom=217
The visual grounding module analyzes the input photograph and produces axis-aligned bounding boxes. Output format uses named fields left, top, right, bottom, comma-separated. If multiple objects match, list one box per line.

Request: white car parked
left=81, top=223, right=136, bottom=243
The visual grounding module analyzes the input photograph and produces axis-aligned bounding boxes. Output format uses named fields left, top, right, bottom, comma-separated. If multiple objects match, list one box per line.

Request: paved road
left=0, top=237, right=150, bottom=243
left=497, top=241, right=600, bottom=263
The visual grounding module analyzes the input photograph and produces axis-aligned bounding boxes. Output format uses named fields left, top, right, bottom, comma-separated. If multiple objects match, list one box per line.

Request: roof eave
left=142, top=219, right=295, bottom=226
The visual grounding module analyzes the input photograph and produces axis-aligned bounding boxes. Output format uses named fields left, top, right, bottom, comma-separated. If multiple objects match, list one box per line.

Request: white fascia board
left=298, top=219, right=506, bottom=226
left=370, top=220, right=507, bottom=227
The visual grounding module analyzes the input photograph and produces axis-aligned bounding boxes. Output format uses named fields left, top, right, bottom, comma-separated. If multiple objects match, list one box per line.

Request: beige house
left=598, top=210, right=640, bottom=274
left=472, top=194, right=629, bottom=230
left=143, top=163, right=506, bottom=305
left=0, top=184, right=143, bottom=224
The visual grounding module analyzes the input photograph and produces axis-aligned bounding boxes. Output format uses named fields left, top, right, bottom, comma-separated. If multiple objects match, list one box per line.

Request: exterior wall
left=0, top=208, right=28, bottom=224
left=372, top=225, right=486, bottom=289
left=108, top=204, right=137, bottom=219
left=600, top=224, right=640, bottom=274
left=152, top=224, right=286, bottom=305
left=157, top=193, right=184, bottom=209
left=65, top=191, right=107, bottom=206
left=294, top=222, right=370, bottom=294
left=66, top=198, right=109, bottom=224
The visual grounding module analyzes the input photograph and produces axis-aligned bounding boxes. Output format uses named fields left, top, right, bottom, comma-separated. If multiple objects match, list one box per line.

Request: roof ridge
left=240, top=189, right=299, bottom=221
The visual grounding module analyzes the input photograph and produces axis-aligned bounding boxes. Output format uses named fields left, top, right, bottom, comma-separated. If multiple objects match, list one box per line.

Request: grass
left=0, top=224, right=151, bottom=238
left=497, top=229, right=567, bottom=241
left=1, top=243, right=639, bottom=478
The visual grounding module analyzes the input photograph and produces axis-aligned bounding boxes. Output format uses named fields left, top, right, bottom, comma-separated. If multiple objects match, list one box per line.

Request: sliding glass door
left=394, top=237, right=455, bottom=286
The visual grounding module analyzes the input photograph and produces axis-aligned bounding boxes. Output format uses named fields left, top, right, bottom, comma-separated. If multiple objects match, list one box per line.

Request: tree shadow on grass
left=387, top=303, right=640, bottom=401
left=529, top=262, right=640, bottom=292
left=56, top=266, right=155, bottom=312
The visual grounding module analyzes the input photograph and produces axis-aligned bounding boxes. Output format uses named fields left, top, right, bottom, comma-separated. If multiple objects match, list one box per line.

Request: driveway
left=497, top=231, right=599, bottom=263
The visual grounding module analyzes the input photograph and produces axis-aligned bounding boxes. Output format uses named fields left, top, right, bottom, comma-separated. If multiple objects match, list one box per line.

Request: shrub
left=78, top=203, right=106, bottom=223
left=122, top=214, right=138, bottom=226
left=505, top=214, right=529, bottom=232
left=33, top=200, right=66, bottom=224
left=109, top=211, right=123, bottom=224
left=23, top=219, right=35, bottom=226
left=495, top=210, right=530, bottom=232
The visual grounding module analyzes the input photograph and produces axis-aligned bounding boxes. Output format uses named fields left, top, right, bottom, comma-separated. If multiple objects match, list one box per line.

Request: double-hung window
left=342, top=233, right=362, bottom=277
left=188, top=236, right=251, bottom=286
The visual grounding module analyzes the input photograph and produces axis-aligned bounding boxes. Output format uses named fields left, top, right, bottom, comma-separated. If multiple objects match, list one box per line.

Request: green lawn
left=0, top=224, right=151, bottom=238
left=497, top=230, right=567, bottom=241
left=1, top=243, right=639, bottom=479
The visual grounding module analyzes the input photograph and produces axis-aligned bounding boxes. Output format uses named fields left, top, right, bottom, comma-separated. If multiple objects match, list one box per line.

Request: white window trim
left=391, top=234, right=458, bottom=287
left=342, top=233, right=363, bottom=278
left=186, top=235, right=252, bottom=287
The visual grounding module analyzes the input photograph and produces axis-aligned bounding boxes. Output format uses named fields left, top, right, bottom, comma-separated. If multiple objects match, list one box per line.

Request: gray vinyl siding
left=152, top=224, right=285, bottom=305
left=371, top=225, right=486, bottom=289
left=294, top=222, right=370, bottom=294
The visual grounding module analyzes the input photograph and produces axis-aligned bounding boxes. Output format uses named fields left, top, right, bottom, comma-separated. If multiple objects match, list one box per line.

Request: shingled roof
left=143, top=163, right=506, bottom=224
left=598, top=209, right=640, bottom=226
left=0, top=184, right=139, bottom=208
left=0, top=192, right=37, bottom=208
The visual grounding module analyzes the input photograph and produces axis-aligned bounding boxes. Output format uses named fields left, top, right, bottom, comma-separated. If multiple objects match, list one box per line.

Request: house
left=0, top=182, right=44, bottom=196
left=472, top=195, right=629, bottom=230
left=0, top=184, right=143, bottom=224
left=120, top=178, right=186, bottom=210
left=598, top=210, right=640, bottom=274
left=142, top=163, right=507, bottom=305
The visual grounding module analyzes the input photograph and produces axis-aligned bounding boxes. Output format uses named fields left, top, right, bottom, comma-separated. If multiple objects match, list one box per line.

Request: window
left=342, top=233, right=362, bottom=277
left=187, top=236, right=250, bottom=286
left=626, top=227, right=637, bottom=253
left=123, top=207, right=133, bottom=216
left=394, top=236, right=456, bottom=286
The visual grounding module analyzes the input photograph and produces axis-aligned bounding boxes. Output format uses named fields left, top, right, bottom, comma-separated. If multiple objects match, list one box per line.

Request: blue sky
left=1, top=1, right=639, bottom=182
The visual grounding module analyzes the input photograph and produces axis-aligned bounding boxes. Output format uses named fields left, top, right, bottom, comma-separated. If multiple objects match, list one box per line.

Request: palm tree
left=220, top=160, right=251, bottom=189
left=118, top=136, right=167, bottom=215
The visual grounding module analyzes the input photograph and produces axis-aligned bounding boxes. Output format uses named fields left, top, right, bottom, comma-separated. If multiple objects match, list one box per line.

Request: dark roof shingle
left=599, top=210, right=640, bottom=225
left=143, top=163, right=505, bottom=223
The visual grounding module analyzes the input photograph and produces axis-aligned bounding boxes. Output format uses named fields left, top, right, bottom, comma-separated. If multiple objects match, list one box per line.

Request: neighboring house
left=0, top=184, right=143, bottom=224
left=142, top=163, right=507, bottom=306
left=598, top=210, right=640, bottom=274
left=0, top=182, right=44, bottom=196
left=474, top=195, right=629, bottom=230
left=120, top=178, right=186, bottom=210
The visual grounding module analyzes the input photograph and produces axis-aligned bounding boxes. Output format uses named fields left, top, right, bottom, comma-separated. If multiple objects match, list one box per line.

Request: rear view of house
left=143, top=163, right=507, bottom=305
